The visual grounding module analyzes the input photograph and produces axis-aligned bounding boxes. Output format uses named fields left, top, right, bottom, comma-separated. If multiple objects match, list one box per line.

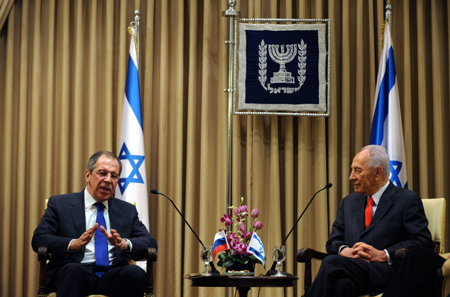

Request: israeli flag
left=370, top=24, right=408, bottom=189
left=247, top=233, right=265, bottom=265
left=116, top=27, right=150, bottom=230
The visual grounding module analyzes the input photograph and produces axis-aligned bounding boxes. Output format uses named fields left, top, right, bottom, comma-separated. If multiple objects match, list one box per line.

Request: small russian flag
left=212, top=230, right=229, bottom=260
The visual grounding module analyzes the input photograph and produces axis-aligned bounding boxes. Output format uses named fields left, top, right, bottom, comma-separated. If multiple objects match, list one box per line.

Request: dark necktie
left=95, top=202, right=109, bottom=277
left=364, top=196, right=374, bottom=229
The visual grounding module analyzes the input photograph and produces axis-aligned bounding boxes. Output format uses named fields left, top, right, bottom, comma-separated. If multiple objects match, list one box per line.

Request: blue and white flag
left=247, top=233, right=265, bottom=265
left=370, top=24, right=408, bottom=188
left=116, top=27, right=150, bottom=230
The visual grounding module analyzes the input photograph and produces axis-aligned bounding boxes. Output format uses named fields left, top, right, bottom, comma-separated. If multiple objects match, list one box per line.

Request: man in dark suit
left=306, top=145, right=434, bottom=297
left=32, top=151, right=157, bottom=297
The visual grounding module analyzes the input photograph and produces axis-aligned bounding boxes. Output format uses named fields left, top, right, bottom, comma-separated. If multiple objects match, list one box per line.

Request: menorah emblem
left=268, top=44, right=298, bottom=84
left=258, top=39, right=307, bottom=94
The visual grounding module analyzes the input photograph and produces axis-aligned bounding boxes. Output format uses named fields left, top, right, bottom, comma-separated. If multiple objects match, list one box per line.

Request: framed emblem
left=233, top=19, right=331, bottom=116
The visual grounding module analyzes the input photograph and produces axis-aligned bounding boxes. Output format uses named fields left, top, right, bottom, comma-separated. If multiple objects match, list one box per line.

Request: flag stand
left=222, top=1, right=240, bottom=212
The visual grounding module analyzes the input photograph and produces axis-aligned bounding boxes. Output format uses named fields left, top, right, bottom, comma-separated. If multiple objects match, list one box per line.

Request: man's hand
left=69, top=223, right=99, bottom=251
left=99, top=226, right=129, bottom=251
left=339, top=243, right=387, bottom=263
left=339, top=246, right=355, bottom=258
left=351, top=242, right=387, bottom=263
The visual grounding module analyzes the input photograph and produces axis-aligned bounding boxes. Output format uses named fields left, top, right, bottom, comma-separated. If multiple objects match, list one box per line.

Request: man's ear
left=85, top=169, right=91, bottom=183
left=375, top=167, right=383, bottom=179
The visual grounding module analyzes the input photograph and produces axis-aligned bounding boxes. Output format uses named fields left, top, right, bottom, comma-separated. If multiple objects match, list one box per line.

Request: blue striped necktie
left=95, top=202, right=109, bottom=277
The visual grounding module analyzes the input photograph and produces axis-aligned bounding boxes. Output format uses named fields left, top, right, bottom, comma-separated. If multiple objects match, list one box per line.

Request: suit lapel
left=108, top=199, right=124, bottom=232
left=365, top=182, right=395, bottom=232
left=352, top=194, right=367, bottom=235
left=69, top=191, right=87, bottom=236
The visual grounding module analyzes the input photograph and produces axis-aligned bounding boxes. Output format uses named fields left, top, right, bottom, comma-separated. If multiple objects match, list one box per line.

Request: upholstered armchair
left=37, top=200, right=158, bottom=297
left=296, top=198, right=446, bottom=297
left=37, top=246, right=157, bottom=297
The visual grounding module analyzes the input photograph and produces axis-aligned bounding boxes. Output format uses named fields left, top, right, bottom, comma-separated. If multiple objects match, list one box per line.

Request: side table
left=186, top=274, right=298, bottom=297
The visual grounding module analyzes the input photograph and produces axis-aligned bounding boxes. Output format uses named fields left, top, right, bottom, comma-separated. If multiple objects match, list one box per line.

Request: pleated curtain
left=1, top=1, right=449, bottom=296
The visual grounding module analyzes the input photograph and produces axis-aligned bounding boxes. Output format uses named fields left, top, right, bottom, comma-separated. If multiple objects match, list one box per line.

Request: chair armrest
left=146, top=248, right=157, bottom=296
left=296, top=248, right=328, bottom=297
left=296, top=247, right=328, bottom=263
left=38, top=247, right=50, bottom=295
left=146, top=247, right=157, bottom=263
left=38, top=246, right=50, bottom=263
left=394, top=248, right=409, bottom=263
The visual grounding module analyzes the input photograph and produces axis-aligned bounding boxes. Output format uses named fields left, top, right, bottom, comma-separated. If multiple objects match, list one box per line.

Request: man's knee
left=58, top=262, right=88, bottom=277
left=120, top=265, right=147, bottom=284
left=334, top=277, right=357, bottom=295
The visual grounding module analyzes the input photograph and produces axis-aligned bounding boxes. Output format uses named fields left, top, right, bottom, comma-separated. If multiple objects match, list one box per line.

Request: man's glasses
left=92, top=170, right=119, bottom=181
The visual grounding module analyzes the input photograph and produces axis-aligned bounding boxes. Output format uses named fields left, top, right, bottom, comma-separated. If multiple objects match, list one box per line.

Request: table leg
left=236, top=287, right=250, bottom=297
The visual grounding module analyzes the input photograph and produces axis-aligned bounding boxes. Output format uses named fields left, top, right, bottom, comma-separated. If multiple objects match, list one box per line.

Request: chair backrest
left=422, top=198, right=446, bottom=254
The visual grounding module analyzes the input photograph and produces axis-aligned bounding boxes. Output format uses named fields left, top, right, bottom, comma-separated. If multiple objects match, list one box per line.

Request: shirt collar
left=369, top=180, right=390, bottom=205
left=84, top=187, right=109, bottom=209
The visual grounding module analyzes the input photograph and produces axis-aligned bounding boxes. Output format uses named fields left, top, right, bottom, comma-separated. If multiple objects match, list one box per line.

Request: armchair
left=37, top=246, right=157, bottom=297
left=296, top=198, right=446, bottom=297
left=36, top=199, right=158, bottom=297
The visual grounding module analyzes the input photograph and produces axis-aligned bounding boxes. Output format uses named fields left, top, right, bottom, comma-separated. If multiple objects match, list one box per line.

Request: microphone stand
left=266, top=183, right=332, bottom=276
left=151, top=189, right=220, bottom=274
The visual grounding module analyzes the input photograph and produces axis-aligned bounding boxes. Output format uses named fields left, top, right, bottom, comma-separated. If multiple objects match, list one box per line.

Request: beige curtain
left=1, top=0, right=449, bottom=296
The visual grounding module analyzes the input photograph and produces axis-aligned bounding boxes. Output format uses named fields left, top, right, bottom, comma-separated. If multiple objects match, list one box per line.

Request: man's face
left=349, top=150, right=379, bottom=196
left=85, top=155, right=120, bottom=202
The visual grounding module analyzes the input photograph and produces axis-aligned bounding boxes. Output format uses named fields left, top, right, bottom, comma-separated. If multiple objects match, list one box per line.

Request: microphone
left=151, top=189, right=219, bottom=274
left=266, top=183, right=333, bottom=276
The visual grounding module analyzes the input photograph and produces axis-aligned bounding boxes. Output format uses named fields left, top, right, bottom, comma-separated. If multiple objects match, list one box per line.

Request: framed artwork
left=233, top=18, right=331, bottom=116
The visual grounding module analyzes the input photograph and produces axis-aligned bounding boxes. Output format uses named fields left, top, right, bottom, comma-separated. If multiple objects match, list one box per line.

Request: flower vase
left=226, top=261, right=255, bottom=273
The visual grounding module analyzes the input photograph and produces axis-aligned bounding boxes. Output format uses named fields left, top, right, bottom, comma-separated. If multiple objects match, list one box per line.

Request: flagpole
left=222, top=1, right=240, bottom=212
left=130, top=10, right=140, bottom=63
left=385, top=4, right=392, bottom=29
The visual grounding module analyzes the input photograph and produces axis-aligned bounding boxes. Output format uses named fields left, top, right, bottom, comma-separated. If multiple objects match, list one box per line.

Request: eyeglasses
left=92, top=170, right=119, bottom=181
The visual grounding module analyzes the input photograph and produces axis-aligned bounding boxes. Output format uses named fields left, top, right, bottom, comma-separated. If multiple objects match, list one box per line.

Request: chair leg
left=302, top=260, right=312, bottom=297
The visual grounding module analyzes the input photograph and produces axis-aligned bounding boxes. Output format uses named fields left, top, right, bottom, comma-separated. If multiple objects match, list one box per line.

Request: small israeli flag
left=370, top=24, right=408, bottom=189
left=116, top=27, right=150, bottom=230
left=247, top=233, right=265, bottom=265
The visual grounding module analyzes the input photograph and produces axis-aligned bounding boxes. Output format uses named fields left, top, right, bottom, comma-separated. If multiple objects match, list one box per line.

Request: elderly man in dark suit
left=32, top=151, right=157, bottom=297
left=306, top=145, right=434, bottom=297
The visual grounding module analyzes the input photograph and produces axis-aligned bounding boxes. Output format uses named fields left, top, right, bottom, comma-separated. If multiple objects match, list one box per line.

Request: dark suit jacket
left=32, top=190, right=157, bottom=279
left=326, top=182, right=433, bottom=294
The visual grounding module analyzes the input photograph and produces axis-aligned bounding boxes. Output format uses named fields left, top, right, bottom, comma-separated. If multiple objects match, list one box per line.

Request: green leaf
left=222, top=259, right=235, bottom=268
left=218, top=253, right=228, bottom=261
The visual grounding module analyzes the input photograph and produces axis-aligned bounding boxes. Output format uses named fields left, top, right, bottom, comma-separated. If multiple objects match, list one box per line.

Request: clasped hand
left=340, top=242, right=387, bottom=263
left=69, top=223, right=129, bottom=251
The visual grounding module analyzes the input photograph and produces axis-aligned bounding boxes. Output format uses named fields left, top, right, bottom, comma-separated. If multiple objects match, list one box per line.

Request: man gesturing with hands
left=32, top=151, right=157, bottom=297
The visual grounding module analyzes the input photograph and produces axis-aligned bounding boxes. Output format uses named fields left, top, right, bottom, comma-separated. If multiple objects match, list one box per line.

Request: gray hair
left=361, top=145, right=390, bottom=179
left=87, top=151, right=122, bottom=175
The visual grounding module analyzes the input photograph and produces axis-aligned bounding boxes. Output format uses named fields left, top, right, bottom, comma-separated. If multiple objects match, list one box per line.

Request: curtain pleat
left=1, top=0, right=449, bottom=296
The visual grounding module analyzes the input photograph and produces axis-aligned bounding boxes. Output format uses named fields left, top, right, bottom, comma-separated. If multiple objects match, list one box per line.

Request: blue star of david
left=390, top=160, right=402, bottom=188
left=118, top=143, right=145, bottom=195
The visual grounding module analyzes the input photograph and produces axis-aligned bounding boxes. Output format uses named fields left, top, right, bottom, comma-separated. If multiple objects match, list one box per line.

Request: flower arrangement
left=217, top=197, right=264, bottom=271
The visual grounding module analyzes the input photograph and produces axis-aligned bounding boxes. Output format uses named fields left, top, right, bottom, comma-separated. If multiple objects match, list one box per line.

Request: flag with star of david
left=370, top=24, right=408, bottom=188
left=115, top=27, right=150, bottom=230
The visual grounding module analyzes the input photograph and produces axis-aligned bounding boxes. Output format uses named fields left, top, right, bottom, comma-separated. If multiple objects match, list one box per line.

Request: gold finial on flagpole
left=381, top=5, right=392, bottom=47
left=385, top=4, right=392, bottom=29
left=129, top=10, right=140, bottom=62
